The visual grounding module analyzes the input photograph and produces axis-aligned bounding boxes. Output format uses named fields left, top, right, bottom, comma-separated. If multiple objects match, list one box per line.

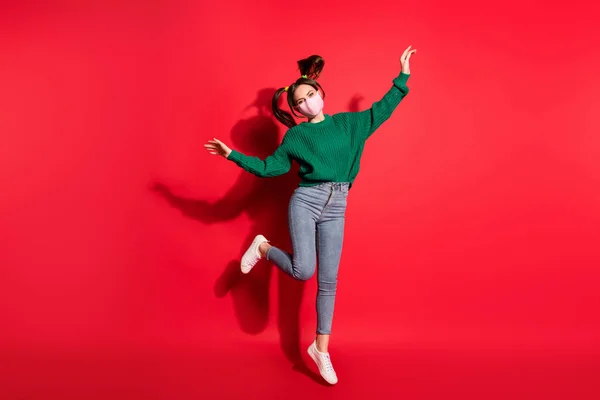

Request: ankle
left=315, top=341, right=328, bottom=353
left=258, top=242, right=271, bottom=257
left=315, top=333, right=330, bottom=353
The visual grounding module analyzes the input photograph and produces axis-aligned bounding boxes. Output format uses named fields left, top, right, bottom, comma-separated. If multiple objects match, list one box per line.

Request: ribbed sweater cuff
left=394, top=72, right=410, bottom=87
left=227, top=149, right=242, bottom=162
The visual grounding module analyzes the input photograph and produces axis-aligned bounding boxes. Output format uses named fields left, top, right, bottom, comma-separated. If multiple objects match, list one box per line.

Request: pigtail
left=297, top=55, right=324, bottom=80
left=272, top=87, right=297, bottom=128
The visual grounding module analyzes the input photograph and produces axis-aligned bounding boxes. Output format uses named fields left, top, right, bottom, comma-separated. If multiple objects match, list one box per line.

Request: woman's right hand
left=204, top=138, right=232, bottom=159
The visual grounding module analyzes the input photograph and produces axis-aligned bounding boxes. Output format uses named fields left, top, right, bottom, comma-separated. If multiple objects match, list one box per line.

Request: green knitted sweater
left=227, top=72, right=410, bottom=188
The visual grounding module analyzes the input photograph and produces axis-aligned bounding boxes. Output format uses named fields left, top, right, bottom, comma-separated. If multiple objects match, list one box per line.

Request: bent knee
left=292, top=263, right=315, bottom=281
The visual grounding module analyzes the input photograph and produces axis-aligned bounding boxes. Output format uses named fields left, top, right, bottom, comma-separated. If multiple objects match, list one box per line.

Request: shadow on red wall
left=151, top=88, right=331, bottom=384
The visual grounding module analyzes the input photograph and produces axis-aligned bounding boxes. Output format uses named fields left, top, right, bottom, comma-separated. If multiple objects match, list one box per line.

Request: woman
left=204, top=46, right=416, bottom=384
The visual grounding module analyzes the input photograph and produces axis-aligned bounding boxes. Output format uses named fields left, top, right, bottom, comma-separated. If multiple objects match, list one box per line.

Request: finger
left=213, top=138, right=223, bottom=145
left=402, top=45, right=411, bottom=58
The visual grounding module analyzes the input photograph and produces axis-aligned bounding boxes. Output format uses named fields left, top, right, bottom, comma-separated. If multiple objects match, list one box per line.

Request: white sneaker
left=240, top=234, right=268, bottom=274
left=307, top=341, right=338, bottom=385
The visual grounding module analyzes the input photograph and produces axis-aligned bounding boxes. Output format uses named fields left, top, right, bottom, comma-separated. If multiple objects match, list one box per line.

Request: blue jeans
left=266, top=182, right=348, bottom=335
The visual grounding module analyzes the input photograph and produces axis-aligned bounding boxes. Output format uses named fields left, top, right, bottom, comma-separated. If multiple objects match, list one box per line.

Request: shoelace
left=321, top=353, right=334, bottom=372
left=245, top=245, right=262, bottom=268
left=247, top=255, right=259, bottom=268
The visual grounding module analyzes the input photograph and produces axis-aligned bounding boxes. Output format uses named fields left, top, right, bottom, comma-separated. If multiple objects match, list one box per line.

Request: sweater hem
left=298, top=180, right=353, bottom=187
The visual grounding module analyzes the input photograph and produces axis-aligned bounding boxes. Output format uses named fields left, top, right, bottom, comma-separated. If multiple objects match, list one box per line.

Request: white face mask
left=296, top=92, right=324, bottom=117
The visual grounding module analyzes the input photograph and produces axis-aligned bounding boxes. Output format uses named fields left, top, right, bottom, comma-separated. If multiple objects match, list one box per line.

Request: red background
left=1, top=1, right=599, bottom=398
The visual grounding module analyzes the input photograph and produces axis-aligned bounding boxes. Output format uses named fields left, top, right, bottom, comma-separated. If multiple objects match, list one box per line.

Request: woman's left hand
left=401, top=45, right=417, bottom=75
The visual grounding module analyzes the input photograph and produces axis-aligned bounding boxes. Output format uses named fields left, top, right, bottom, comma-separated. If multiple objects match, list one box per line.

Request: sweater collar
left=298, top=114, right=332, bottom=128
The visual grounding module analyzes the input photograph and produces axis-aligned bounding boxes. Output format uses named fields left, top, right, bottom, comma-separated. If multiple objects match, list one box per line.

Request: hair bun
left=297, top=55, right=324, bottom=80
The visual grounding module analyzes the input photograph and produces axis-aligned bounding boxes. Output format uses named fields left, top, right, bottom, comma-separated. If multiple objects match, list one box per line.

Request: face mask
left=296, top=92, right=324, bottom=117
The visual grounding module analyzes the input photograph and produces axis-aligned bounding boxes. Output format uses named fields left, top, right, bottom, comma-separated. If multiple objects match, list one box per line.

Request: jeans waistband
left=316, top=182, right=350, bottom=191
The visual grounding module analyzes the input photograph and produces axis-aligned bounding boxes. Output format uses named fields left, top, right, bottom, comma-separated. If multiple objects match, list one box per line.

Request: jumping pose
left=204, top=46, right=416, bottom=384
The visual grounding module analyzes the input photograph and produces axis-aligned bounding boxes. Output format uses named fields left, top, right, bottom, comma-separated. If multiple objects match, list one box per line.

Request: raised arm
left=339, top=46, right=416, bottom=141
left=204, top=135, right=293, bottom=178
left=227, top=141, right=292, bottom=178
left=352, top=72, right=410, bottom=140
